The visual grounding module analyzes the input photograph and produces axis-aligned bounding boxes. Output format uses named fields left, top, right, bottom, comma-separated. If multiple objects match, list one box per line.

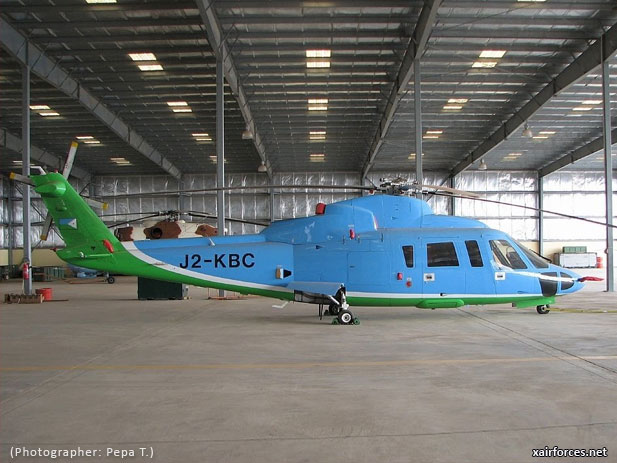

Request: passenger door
left=420, top=239, right=466, bottom=296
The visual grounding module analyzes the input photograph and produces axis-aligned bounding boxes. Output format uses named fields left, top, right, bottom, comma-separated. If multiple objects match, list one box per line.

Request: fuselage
left=117, top=195, right=583, bottom=308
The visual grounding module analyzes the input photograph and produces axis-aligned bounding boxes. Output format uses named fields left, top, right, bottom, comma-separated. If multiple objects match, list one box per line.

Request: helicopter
left=16, top=170, right=603, bottom=325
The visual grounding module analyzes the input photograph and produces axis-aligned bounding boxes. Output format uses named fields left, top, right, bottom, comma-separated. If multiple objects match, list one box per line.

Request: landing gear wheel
left=328, top=303, right=340, bottom=316
left=536, top=305, right=550, bottom=314
left=337, top=310, right=354, bottom=325
left=352, top=317, right=361, bottom=325
left=106, top=276, right=115, bottom=284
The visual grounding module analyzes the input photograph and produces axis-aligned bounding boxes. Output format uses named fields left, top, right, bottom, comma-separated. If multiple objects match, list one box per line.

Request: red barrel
left=596, top=256, right=603, bottom=268
left=35, top=288, right=53, bottom=301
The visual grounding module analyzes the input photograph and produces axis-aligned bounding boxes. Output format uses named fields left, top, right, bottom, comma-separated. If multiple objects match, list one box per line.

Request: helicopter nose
left=557, top=269, right=582, bottom=293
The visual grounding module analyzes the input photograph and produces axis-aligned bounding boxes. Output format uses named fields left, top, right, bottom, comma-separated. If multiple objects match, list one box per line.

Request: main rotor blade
left=186, top=211, right=270, bottom=227
left=94, top=184, right=372, bottom=200
left=437, top=192, right=617, bottom=229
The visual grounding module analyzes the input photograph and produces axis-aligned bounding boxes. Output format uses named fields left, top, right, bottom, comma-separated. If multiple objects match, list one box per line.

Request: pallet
left=3, top=294, right=44, bottom=304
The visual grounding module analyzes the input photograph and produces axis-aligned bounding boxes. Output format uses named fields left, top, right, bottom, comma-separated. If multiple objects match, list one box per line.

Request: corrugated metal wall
left=1, top=171, right=615, bottom=248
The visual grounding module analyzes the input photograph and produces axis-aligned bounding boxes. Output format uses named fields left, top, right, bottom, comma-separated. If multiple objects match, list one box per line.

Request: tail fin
left=33, top=173, right=121, bottom=265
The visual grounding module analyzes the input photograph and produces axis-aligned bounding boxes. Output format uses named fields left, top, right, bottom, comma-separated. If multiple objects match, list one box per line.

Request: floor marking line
left=3, top=355, right=617, bottom=373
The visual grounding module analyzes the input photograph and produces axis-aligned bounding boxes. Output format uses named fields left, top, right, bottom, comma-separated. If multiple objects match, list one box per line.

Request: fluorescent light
left=138, top=64, right=163, bottom=71
left=195, top=138, right=212, bottom=141
left=538, top=131, right=556, bottom=135
left=86, top=0, right=117, bottom=3
left=423, top=135, right=439, bottom=139
left=29, top=104, right=50, bottom=110
left=129, top=53, right=156, bottom=61
left=443, top=105, right=463, bottom=110
left=507, top=152, right=524, bottom=156
left=39, top=111, right=60, bottom=117
left=167, top=101, right=188, bottom=107
left=426, top=130, right=443, bottom=134
left=308, top=98, right=328, bottom=104
left=310, top=135, right=326, bottom=140
left=581, top=100, right=602, bottom=105
left=517, top=0, right=545, bottom=2
left=192, top=133, right=209, bottom=137
left=479, top=50, right=506, bottom=59
left=12, top=160, right=22, bottom=164
left=306, top=50, right=331, bottom=58
left=83, top=140, right=101, bottom=144
left=308, top=105, right=328, bottom=111
left=172, top=108, right=192, bottom=113
left=307, top=61, right=331, bottom=68
left=533, top=135, right=549, bottom=139
left=472, top=61, right=497, bottom=68
left=573, top=105, right=593, bottom=111
left=310, top=153, right=325, bottom=162
left=76, top=135, right=94, bottom=140
left=448, top=98, right=468, bottom=104
left=408, top=153, right=425, bottom=159
left=310, top=131, right=327, bottom=135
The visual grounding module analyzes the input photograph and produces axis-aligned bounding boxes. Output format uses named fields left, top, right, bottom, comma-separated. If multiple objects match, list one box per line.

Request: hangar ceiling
left=0, top=0, right=616, bottom=179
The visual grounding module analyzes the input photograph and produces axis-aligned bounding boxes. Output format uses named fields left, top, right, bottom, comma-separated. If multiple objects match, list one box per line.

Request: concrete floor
left=1, top=274, right=617, bottom=463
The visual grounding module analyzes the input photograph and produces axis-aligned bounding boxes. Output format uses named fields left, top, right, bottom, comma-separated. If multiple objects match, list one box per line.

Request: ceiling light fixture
left=129, top=52, right=157, bottom=61
left=39, top=111, right=60, bottom=117
left=192, top=133, right=209, bottom=137
left=306, top=50, right=331, bottom=58
left=573, top=105, right=593, bottom=111
left=138, top=64, right=163, bottom=72
left=306, top=61, right=331, bottom=68
left=257, top=161, right=268, bottom=173
left=167, top=101, right=188, bottom=107
left=76, top=135, right=94, bottom=140
left=478, top=159, right=488, bottom=171
left=472, top=61, right=497, bottom=68
left=426, top=130, right=443, bottom=134
left=479, top=50, right=506, bottom=58
left=448, top=98, right=468, bottom=104
left=522, top=122, right=533, bottom=138
left=443, top=105, right=463, bottom=110
left=172, top=108, right=192, bottom=113
left=29, top=104, right=50, bottom=110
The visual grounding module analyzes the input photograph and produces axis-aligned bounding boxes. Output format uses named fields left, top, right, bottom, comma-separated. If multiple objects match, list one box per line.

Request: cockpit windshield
left=514, top=240, right=550, bottom=269
left=490, top=240, right=527, bottom=269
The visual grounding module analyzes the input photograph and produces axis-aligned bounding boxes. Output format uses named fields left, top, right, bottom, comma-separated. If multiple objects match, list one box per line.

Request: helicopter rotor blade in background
left=433, top=191, right=617, bottom=230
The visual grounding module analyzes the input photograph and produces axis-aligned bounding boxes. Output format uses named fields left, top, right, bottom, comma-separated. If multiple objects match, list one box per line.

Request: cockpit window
left=514, top=240, right=550, bottom=269
left=490, top=240, right=527, bottom=269
left=465, top=240, right=484, bottom=267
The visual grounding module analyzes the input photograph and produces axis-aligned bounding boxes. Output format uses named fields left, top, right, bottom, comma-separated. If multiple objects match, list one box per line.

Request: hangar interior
left=1, top=1, right=617, bottom=462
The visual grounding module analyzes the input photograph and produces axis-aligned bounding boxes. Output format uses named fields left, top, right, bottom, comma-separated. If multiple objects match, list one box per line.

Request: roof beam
left=539, top=128, right=617, bottom=178
left=1, top=128, right=92, bottom=182
left=0, top=17, right=182, bottom=179
left=451, top=22, right=617, bottom=177
left=195, top=0, right=272, bottom=178
left=362, top=0, right=442, bottom=178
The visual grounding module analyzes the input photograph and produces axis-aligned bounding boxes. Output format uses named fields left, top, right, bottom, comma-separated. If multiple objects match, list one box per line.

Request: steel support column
left=8, top=182, right=14, bottom=274
left=414, top=58, right=423, bottom=199
left=21, top=55, right=32, bottom=294
left=269, top=187, right=275, bottom=223
left=538, top=175, right=545, bottom=257
left=602, top=53, right=614, bottom=292
left=216, top=57, right=225, bottom=297
left=449, top=176, right=456, bottom=216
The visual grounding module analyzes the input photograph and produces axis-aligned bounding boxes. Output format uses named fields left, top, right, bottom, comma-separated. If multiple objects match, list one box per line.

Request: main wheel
left=536, top=305, right=550, bottom=314
left=328, top=303, right=340, bottom=316
left=107, top=276, right=115, bottom=284
left=337, top=309, right=353, bottom=325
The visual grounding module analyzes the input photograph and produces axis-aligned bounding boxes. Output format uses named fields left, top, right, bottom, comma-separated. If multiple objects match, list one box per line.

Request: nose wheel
left=536, top=305, right=550, bottom=314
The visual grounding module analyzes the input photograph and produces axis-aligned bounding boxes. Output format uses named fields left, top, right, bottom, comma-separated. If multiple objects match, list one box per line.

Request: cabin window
left=402, top=246, right=414, bottom=268
left=515, top=240, right=550, bottom=269
left=490, top=240, right=527, bottom=269
left=465, top=240, right=484, bottom=267
left=427, top=242, right=459, bottom=267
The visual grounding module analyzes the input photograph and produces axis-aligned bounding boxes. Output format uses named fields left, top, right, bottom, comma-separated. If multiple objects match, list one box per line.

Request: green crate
left=563, top=246, right=587, bottom=253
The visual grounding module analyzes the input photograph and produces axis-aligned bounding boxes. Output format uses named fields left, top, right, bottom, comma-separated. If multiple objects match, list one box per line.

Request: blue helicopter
left=26, top=172, right=595, bottom=325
